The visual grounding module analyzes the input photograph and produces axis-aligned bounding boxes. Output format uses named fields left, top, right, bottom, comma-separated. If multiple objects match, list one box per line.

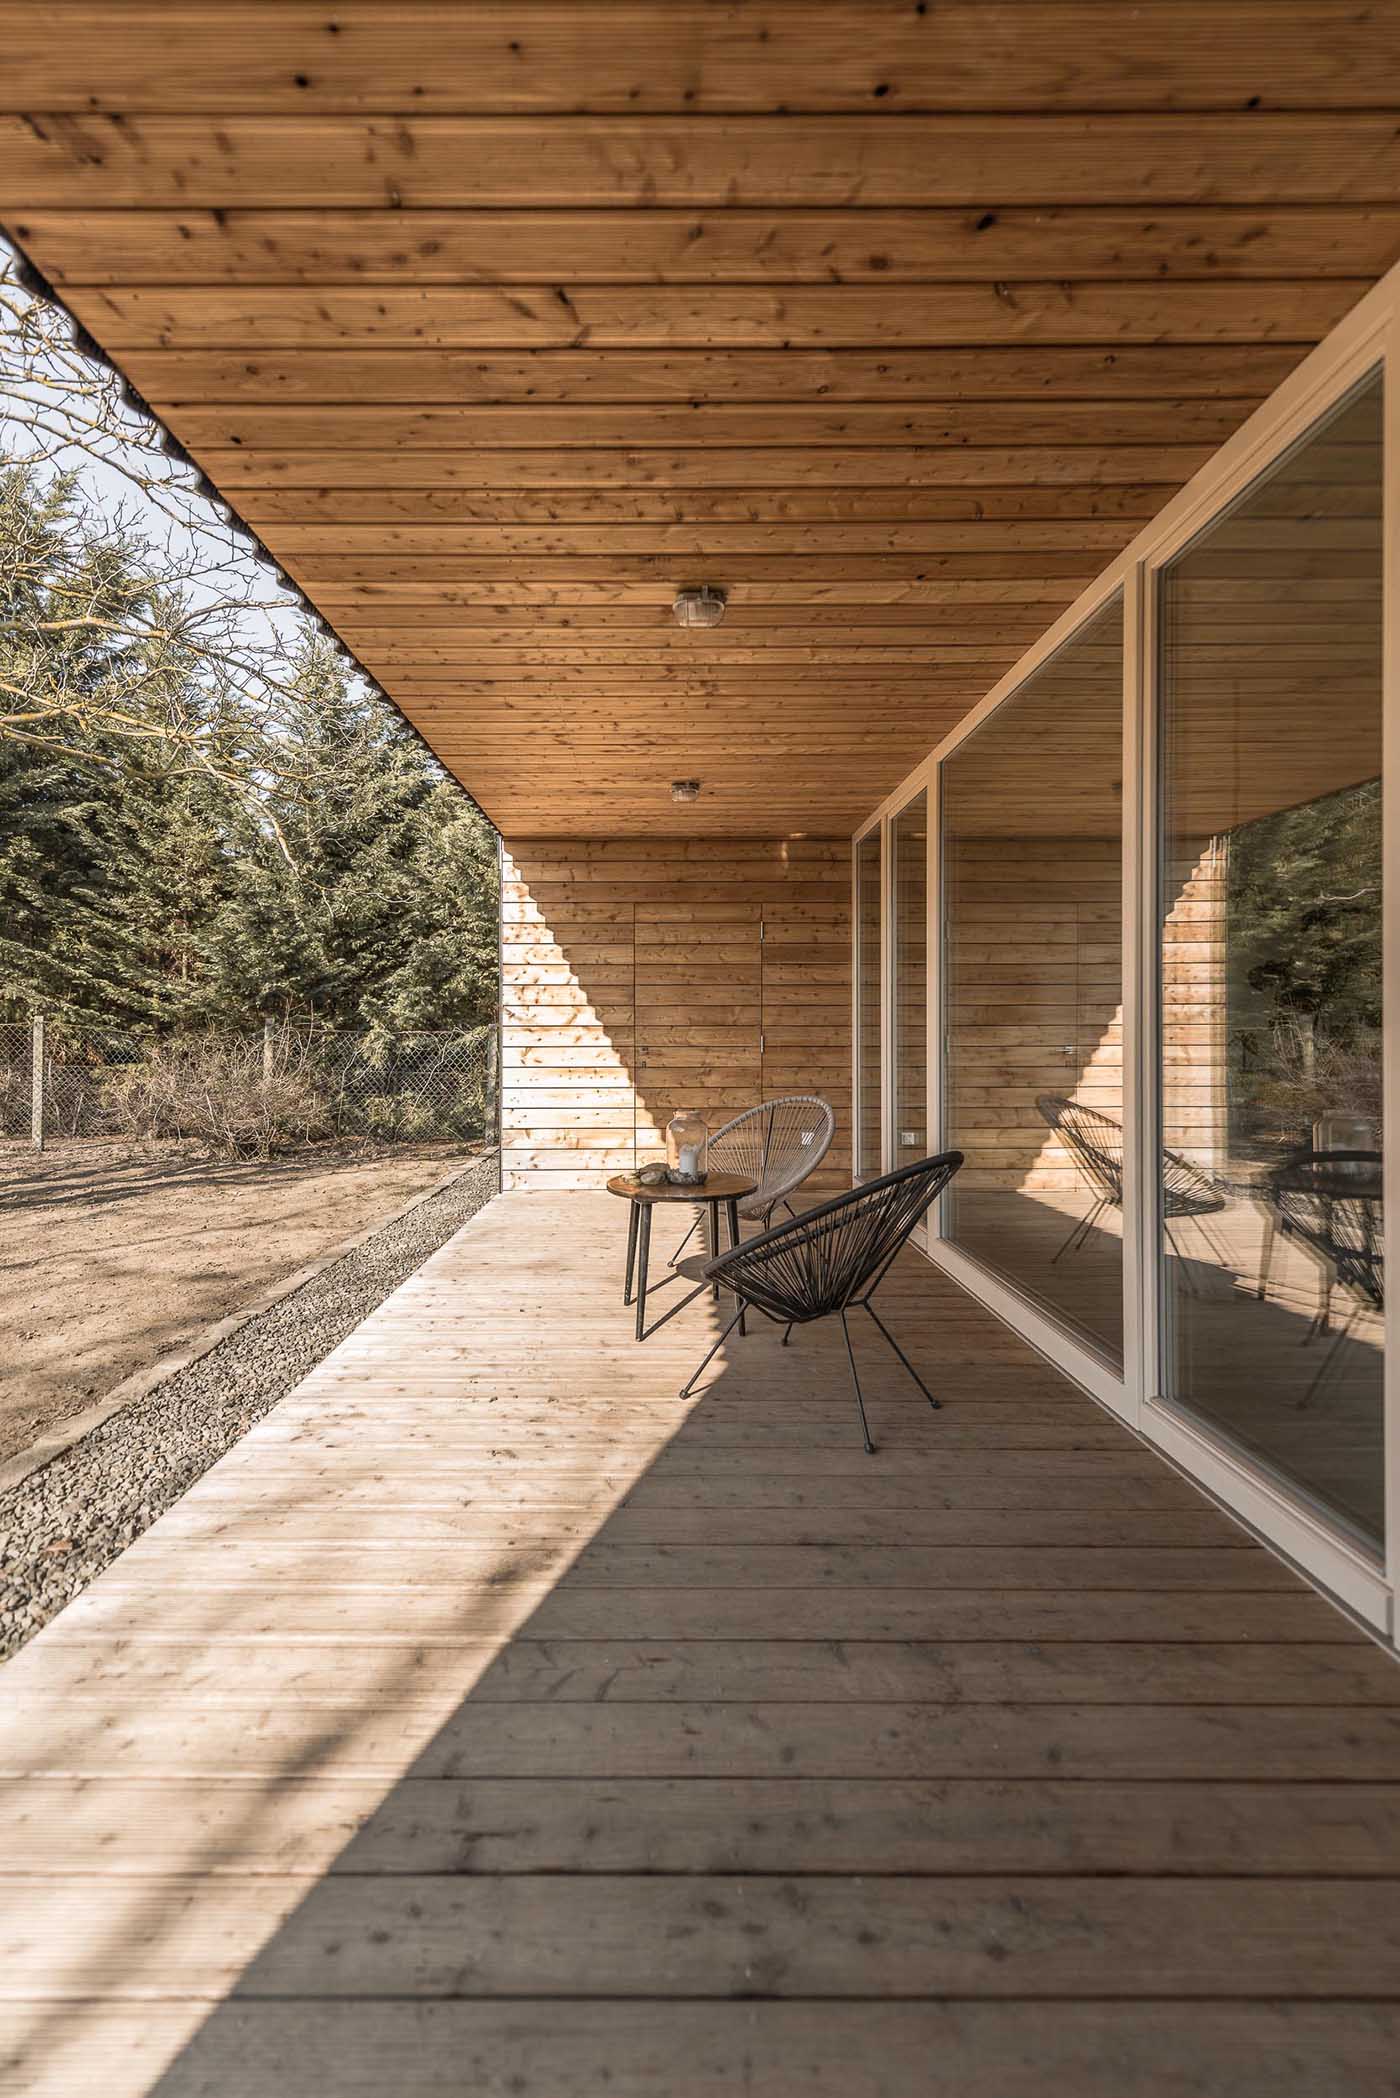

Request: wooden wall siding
left=634, top=901, right=763, bottom=1161
left=946, top=840, right=1123, bottom=1197
left=893, top=802, right=929, bottom=1168
left=1162, top=840, right=1231, bottom=1173
left=502, top=839, right=850, bottom=1192
left=2, top=5, right=1399, bottom=839
left=945, top=837, right=1229, bottom=1195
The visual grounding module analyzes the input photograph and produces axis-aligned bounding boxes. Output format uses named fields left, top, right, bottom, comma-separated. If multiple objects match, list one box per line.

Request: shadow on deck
left=2, top=1190, right=1400, bottom=2095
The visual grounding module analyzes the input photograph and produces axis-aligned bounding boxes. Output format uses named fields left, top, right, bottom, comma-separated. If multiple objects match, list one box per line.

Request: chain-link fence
left=0, top=1019, right=499, bottom=1151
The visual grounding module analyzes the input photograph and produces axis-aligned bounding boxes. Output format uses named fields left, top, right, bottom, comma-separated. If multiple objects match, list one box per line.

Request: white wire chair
left=669, top=1095, right=836, bottom=1267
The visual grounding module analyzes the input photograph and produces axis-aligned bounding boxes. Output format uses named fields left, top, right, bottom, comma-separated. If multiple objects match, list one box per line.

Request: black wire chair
left=1036, top=1094, right=1231, bottom=1293
left=1257, top=1149, right=1384, bottom=1405
left=677, top=1151, right=964, bottom=1453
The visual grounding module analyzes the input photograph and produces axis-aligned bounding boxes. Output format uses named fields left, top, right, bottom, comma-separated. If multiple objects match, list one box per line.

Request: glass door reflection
left=855, top=827, right=883, bottom=1182
left=1156, top=369, right=1385, bottom=1554
left=941, top=593, right=1126, bottom=1369
left=892, top=790, right=928, bottom=1175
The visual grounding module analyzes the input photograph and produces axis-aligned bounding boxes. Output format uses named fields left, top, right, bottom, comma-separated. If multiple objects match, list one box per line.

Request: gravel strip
left=0, top=1148, right=499, bottom=1659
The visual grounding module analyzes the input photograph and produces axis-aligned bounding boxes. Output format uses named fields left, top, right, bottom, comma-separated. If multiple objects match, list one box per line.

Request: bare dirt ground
left=0, top=1137, right=477, bottom=1464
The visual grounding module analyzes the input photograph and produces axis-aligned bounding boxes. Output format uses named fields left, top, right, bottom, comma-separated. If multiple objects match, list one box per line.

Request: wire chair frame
left=1257, top=1149, right=1384, bottom=1406
left=667, top=1095, right=836, bottom=1267
left=678, top=1151, right=964, bottom=1454
left=1037, top=1093, right=1231, bottom=1292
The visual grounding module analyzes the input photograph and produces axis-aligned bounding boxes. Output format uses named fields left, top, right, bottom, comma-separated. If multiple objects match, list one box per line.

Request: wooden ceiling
left=1, top=3, right=1398, bottom=838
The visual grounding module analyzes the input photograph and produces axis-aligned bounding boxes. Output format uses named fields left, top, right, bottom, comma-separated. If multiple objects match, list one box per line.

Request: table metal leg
left=725, top=1197, right=746, bottom=1335
left=624, top=1199, right=639, bottom=1304
left=708, top=1201, right=720, bottom=1300
left=634, top=1204, right=653, bottom=1342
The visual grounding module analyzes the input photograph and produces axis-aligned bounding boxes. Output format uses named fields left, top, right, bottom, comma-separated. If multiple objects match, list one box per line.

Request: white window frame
left=852, top=261, right=1400, bottom=1641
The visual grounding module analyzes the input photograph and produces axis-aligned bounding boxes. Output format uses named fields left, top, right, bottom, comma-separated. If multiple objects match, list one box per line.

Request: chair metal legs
left=839, top=1308, right=876, bottom=1456
left=678, top=1304, right=746, bottom=1401
left=1164, top=1215, right=1233, bottom=1301
left=1256, top=1208, right=1277, bottom=1301
left=680, top=1293, right=937, bottom=1454
left=1300, top=1302, right=1364, bottom=1409
left=860, top=1299, right=942, bottom=1412
left=1051, top=1193, right=1108, bottom=1264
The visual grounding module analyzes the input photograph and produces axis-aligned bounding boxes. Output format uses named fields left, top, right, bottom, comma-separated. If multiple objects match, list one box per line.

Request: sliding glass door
left=941, top=594, right=1126, bottom=1369
left=1155, top=371, right=1385, bottom=1556
left=854, top=825, right=883, bottom=1182
left=891, top=790, right=928, bottom=1173
left=856, top=274, right=1397, bottom=1627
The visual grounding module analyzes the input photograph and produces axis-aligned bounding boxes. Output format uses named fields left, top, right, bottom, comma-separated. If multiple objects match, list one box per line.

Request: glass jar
left=665, top=1108, right=709, bottom=1186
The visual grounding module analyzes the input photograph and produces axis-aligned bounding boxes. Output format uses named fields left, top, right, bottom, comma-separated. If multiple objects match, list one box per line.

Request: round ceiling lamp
left=672, top=586, right=727, bottom=629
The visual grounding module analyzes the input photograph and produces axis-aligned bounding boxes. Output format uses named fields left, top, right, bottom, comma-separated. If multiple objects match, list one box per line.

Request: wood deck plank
left=0, top=1189, right=1396, bottom=2097
left=8, top=1999, right=1400, bottom=2098
left=10, top=1774, right=1400, bottom=1878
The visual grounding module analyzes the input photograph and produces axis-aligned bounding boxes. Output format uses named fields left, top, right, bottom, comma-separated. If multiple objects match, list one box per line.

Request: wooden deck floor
left=4, top=1189, right=1400, bottom=2094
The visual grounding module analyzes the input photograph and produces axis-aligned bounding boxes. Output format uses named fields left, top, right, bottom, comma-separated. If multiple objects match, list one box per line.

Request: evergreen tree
left=0, top=460, right=499, bottom=1038
left=1228, top=779, right=1382, bottom=1046
left=218, top=635, right=497, bottom=1033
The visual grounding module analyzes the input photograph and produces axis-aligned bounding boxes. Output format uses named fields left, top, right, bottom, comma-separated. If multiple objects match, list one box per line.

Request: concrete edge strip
left=0, top=1146, right=501, bottom=1498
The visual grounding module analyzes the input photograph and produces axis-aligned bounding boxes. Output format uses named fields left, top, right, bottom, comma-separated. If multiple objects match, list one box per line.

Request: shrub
left=106, top=1031, right=339, bottom=1159
left=1246, top=1019, right=1384, bottom=1151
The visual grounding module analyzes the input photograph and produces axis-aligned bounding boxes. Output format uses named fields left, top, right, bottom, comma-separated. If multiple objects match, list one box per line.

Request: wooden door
left=634, top=901, right=763, bottom=1165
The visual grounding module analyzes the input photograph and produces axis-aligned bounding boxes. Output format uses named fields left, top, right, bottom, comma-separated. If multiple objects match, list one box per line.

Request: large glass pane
left=892, top=791, right=928, bottom=1170
left=855, top=827, right=883, bottom=1181
left=1158, top=371, right=1384, bottom=1553
left=942, top=594, right=1125, bottom=1366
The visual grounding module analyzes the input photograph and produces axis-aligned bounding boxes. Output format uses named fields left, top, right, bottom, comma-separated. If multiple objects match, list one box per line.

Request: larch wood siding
left=1162, top=838, right=1231, bottom=1172
left=503, top=838, right=850, bottom=1192
left=945, top=836, right=1226, bottom=1195
left=946, top=837, right=1123, bottom=1196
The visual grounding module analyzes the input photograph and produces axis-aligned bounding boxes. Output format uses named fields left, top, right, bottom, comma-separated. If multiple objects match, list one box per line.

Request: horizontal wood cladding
left=192, top=447, right=1220, bottom=490
left=23, top=210, right=1400, bottom=291
left=1, top=6, right=1394, bottom=836
left=503, top=838, right=850, bottom=1192
left=2, top=6, right=1396, bottom=115
left=12, top=115, right=1400, bottom=212
left=946, top=841, right=1124, bottom=1198
left=945, top=839, right=1226, bottom=1197
left=109, top=343, right=1297, bottom=405
left=78, top=282, right=1366, bottom=351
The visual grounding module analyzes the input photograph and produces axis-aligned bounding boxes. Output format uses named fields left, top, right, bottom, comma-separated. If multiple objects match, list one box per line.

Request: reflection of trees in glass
left=1226, top=779, right=1382, bottom=1151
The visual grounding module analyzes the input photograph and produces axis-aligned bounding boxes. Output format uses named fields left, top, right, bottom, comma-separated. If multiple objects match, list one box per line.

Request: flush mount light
left=671, top=779, right=701, bottom=804
left=672, top=586, right=727, bottom=629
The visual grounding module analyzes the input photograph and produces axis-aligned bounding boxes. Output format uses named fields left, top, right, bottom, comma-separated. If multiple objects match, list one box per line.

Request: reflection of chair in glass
left=678, top=1152, right=964, bottom=1453
left=1036, top=1094, right=1231, bottom=1290
left=668, top=1095, right=836, bottom=1267
left=1258, top=1151, right=1384, bottom=1404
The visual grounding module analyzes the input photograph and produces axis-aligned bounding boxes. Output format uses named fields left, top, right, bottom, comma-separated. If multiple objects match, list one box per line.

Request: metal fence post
left=30, top=1014, right=44, bottom=1152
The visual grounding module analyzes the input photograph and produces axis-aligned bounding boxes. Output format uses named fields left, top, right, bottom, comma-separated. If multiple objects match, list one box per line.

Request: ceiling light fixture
left=672, top=585, right=727, bottom=629
left=671, top=779, right=701, bottom=804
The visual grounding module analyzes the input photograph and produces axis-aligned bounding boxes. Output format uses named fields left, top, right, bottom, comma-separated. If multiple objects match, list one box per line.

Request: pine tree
left=218, top=635, right=498, bottom=1033
left=0, top=460, right=499, bottom=1039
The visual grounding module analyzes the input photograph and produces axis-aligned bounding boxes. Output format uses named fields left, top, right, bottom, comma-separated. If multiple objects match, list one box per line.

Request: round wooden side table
left=606, top=1171, right=757, bottom=1343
